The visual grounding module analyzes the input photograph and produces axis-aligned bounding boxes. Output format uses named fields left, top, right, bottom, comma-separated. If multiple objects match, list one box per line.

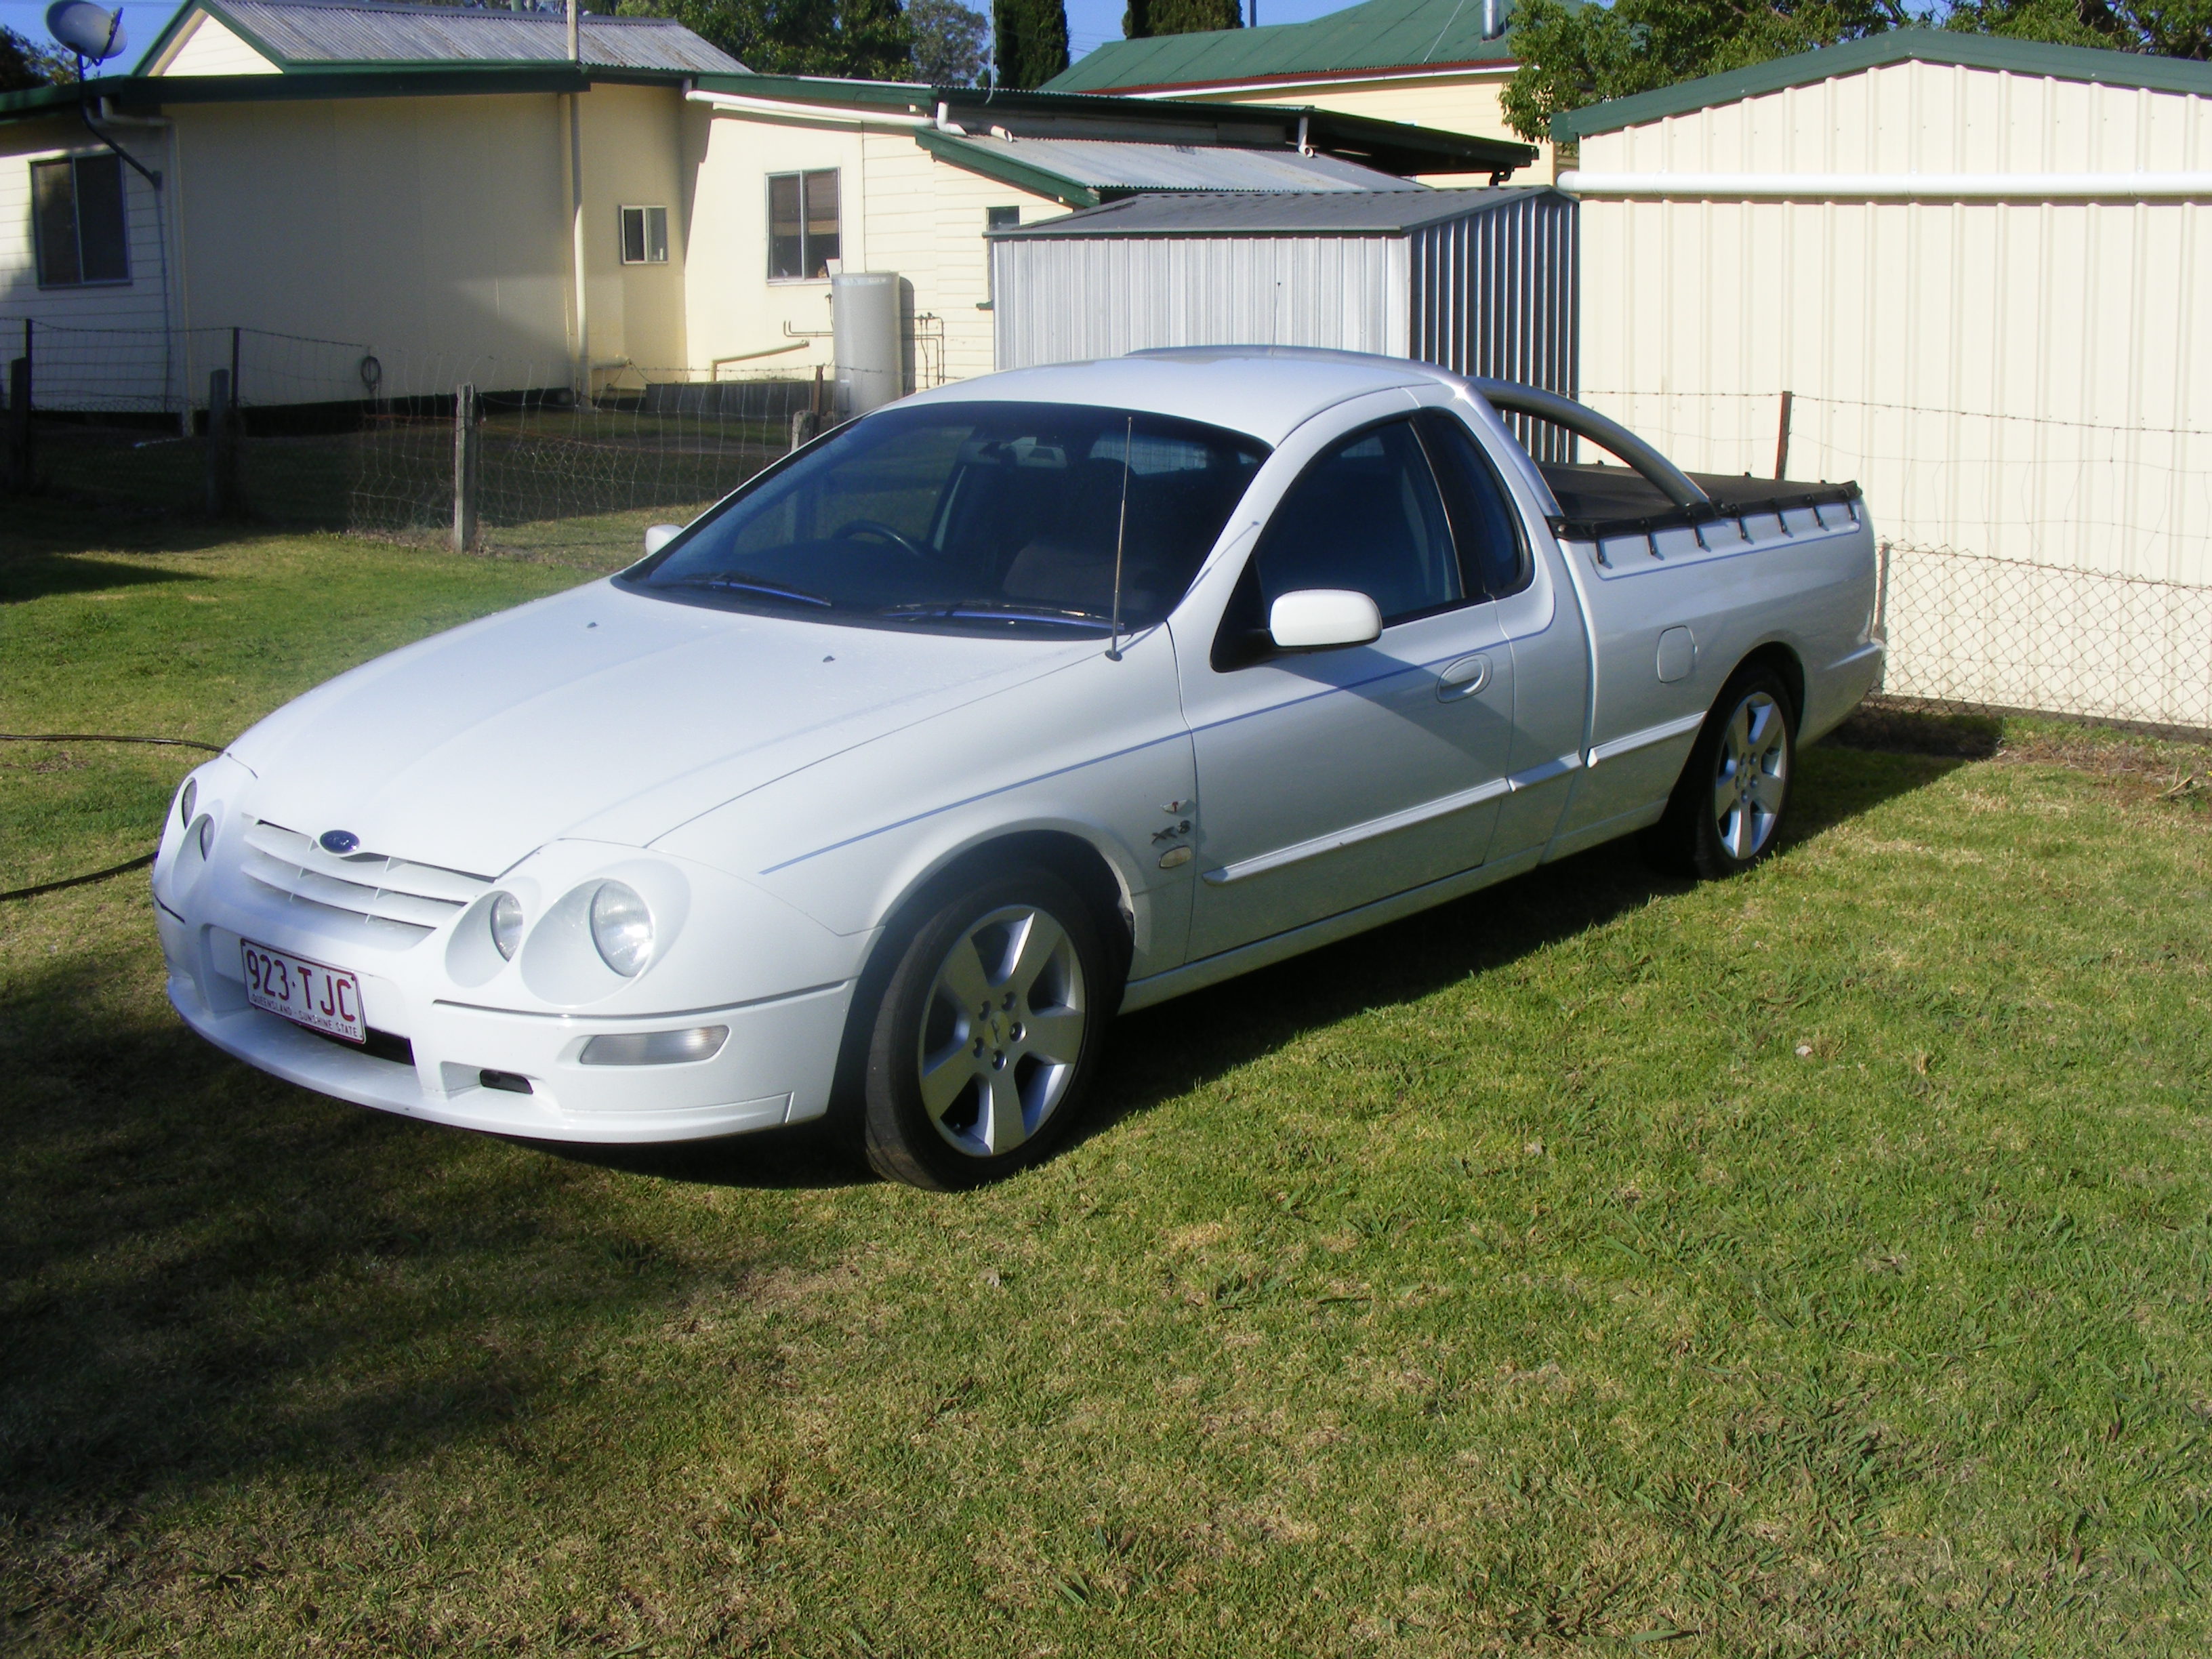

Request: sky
left=5, top=0, right=1369, bottom=76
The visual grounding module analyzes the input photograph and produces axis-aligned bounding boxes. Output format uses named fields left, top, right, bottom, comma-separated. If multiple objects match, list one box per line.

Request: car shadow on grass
left=1082, top=739, right=1972, bottom=1146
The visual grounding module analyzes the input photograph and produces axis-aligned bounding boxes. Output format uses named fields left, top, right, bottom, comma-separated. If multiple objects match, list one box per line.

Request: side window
left=33, top=154, right=129, bottom=288
left=1254, top=419, right=1461, bottom=621
left=1414, top=408, right=1531, bottom=598
left=619, top=205, right=669, bottom=264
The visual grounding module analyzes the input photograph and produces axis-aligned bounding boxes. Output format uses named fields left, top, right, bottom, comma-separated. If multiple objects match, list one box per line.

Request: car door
left=1413, top=400, right=1593, bottom=867
left=1173, top=410, right=1519, bottom=962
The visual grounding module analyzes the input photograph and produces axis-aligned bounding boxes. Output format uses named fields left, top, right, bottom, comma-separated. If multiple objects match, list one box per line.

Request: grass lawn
left=4, top=512, right=2211, bottom=1656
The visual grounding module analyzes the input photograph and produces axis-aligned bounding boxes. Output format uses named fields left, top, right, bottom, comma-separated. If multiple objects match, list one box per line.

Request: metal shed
left=988, top=186, right=1577, bottom=453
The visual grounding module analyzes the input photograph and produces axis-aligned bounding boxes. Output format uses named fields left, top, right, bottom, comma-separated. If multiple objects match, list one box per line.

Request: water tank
left=832, top=272, right=901, bottom=418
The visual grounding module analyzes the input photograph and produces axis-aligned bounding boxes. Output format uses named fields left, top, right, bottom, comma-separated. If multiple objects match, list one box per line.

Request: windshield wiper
left=877, top=600, right=1109, bottom=630
left=659, top=572, right=834, bottom=608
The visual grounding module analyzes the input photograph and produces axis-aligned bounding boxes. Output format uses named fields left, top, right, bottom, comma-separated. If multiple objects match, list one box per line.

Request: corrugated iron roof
left=209, top=0, right=746, bottom=72
left=1045, top=0, right=1517, bottom=95
left=956, top=137, right=1422, bottom=194
left=990, top=186, right=1561, bottom=237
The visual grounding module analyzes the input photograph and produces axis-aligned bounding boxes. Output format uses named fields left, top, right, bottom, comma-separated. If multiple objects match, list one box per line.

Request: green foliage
left=1, top=24, right=77, bottom=89
left=1501, top=0, right=1914, bottom=142
left=908, top=0, right=989, bottom=82
left=1504, top=0, right=2212, bottom=144
left=994, top=0, right=1069, bottom=86
left=1944, top=0, right=2212, bottom=60
left=1124, top=0, right=1244, bottom=39
left=629, top=0, right=914, bottom=77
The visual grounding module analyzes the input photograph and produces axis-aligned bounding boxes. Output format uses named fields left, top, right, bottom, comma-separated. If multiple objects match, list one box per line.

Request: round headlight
left=178, top=778, right=197, bottom=827
left=195, top=816, right=213, bottom=858
left=589, top=881, right=653, bottom=977
left=489, top=891, right=525, bottom=960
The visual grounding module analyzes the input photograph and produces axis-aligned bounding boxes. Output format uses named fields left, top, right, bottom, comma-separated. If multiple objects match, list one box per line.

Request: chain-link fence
left=8, top=329, right=2211, bottom=730
left=1, top=327, right=814, bottom=567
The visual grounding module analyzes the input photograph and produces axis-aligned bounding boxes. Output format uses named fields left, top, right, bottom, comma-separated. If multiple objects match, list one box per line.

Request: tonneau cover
left=1539, top=463, right=1862, bottom=542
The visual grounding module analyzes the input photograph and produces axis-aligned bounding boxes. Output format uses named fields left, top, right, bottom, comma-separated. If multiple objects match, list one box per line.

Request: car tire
left=1642, top=666, right=1797, bottom=880
left=860, top=865, right=1115, bottom=1190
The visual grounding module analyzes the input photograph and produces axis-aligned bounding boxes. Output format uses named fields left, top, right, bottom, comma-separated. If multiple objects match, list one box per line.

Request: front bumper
left=153, top=848, right=857, bottom=1146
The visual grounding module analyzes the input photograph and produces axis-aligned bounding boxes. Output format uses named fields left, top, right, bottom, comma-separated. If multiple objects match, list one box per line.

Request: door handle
left=1437, top=653, right=1492, bottom=700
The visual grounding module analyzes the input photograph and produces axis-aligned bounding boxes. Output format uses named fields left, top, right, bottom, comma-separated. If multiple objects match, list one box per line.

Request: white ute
left=153, top=348, right=1885, bottom=1188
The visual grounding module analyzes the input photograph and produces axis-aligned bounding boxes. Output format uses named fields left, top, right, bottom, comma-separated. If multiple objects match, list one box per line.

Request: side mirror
left=1269, top=589, right=1382, bottom=652
left=643, top=523, right=684, bottom=556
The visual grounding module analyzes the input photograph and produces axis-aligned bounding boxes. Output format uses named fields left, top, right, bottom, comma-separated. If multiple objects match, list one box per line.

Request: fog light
left=578, top=1025, right=728, bottom=1067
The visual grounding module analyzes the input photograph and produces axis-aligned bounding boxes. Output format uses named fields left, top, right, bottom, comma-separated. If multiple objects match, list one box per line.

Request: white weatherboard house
left=1553, top=30, right=2212, bottom=729
left=0, top=0, right=1532, bottom=414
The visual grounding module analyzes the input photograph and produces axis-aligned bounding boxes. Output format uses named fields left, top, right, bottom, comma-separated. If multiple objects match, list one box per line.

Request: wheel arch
left=1727, top=640, right=1807, bottom=731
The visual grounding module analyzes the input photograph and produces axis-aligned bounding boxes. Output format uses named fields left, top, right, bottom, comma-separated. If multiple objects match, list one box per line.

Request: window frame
left=766, top=168, right=841, bottom=283
left=30, top=152, right=131, bottom=290
left=618, top=203, right=670, bottom=266
left=1210, top=414, right=1482, bottom=672
left=983, top=205, right=1019, bottom=307
left=1411, top=407, right=1534, bottom=602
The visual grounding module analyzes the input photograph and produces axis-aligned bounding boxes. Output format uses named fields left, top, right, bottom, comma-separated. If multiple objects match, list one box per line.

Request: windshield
left=621, top=401, right=1269, bottom=636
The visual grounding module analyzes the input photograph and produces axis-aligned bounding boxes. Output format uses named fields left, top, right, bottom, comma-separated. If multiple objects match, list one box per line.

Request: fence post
left=788, top=409, right=819, bottom=452
left=204, top=368, right=241, bottom=516
left=1774, top=389, right=1794, bottom=481
left=5, top=356, right=29, bottom=493
left=452, top=382, right=480, bottom=552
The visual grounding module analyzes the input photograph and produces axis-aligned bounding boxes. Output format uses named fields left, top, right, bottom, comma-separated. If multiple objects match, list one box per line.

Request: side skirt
left=1118, top=846, right=1546, bottom=1015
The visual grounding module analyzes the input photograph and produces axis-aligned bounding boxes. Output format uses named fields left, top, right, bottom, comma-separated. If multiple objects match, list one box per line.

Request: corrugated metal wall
left=1409, top=189, right=1580, bottom=459
left=992, top=235, right=1410, bottom=370
left=1574, top=59, right=2212, bottom=587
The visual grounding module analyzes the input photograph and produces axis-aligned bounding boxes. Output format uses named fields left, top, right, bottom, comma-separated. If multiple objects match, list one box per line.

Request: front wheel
left=861, top=866, right=1113, bottom=1190
left=1643, top=668, right=1797, bottom=880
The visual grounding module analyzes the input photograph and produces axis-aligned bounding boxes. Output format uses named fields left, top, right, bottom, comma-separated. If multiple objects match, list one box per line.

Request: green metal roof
left=1552, top=28, right=2212, bottom=140
left=692, top=72, right=1535, bottom=175
left=1043, top=0, right=1521, bottom=95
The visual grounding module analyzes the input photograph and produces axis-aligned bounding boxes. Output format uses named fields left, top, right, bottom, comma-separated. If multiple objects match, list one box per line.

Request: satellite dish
left=47, top=1, right=127, bottom=62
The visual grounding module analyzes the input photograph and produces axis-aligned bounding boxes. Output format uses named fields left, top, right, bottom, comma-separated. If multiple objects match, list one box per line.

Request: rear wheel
left=861, top=866, right=1113, bottom=1190
left=1643, top=667, right=1797, bottom=880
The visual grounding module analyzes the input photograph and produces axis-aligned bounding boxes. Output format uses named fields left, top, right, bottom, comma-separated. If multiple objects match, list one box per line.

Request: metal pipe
left=1557, top=169, right=2212, bottom=201
left=567, top=0, right=587, bottom=399
left=684, top=88, right=933, bottom=129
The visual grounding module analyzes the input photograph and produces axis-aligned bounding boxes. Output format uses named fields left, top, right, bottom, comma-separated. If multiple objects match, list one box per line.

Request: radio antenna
left=1105, top=414, right=1132, bottom=661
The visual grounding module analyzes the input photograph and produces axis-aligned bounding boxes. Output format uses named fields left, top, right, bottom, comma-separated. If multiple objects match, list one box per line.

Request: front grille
left=240, top=819, right=491, bottom=946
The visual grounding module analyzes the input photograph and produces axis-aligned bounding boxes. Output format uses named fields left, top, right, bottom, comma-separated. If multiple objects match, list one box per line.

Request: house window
left=983, top=206, right=1019, bottom=306
left=620, top=205, right=669, bottom=264
left=32, top=153, right=129, bottom=287
left=768, top=169, right=839, bottom=281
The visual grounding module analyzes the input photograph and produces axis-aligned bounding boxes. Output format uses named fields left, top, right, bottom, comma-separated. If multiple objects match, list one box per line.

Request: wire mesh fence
left=7, top=326, right=2212, bottom=731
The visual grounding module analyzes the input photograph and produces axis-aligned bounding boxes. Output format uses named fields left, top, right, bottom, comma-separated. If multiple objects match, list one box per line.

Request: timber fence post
left=452, top=382, right=480, bottom=552
left=5, top=356, right=29, bottom=493
left=204, top=369, right=241, bottom=516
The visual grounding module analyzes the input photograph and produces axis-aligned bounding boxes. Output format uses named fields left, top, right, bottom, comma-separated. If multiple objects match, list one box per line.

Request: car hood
left=228, top=580, right=1092, bottom=877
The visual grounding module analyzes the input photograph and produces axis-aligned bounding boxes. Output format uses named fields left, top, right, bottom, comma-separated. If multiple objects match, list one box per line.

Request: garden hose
left=1, top=733, right=224, bottom=903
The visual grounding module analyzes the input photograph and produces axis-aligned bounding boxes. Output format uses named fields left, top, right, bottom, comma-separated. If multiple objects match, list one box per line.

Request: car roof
left=899, top=349, right=1444, bottom=448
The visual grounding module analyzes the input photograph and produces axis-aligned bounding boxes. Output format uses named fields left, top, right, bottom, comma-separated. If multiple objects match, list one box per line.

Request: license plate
left=241, top=939, right=365, bottom=1044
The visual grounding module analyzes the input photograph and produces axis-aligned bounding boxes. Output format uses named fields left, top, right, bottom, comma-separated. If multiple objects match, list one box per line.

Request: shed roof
left=989, top=186, right=1560, bottom=237
left=142, top=0, right=744, bottom=75
left=1044, top=0, right=1521, bottom=95
left=927, top=136, right=1422, bottom=198
left=1552, top=28, right=2212, bottom=140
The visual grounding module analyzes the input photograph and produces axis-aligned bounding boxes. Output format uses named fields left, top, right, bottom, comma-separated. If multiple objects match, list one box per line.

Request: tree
left=630, top=0, right=914, bottom=78
left=994, top=0, right=1069, bottom=87
left=1943, top=0, right=2211, bottom=60
left=1501, top=0, right=1912, bottom=143
left=1124, top=0, right=1242, bottom=38
left=909, top=0, right=989, bottom=81
left=1, top=24, right=77, bottom=90
left=1503, top=0, right=2211, bottom=145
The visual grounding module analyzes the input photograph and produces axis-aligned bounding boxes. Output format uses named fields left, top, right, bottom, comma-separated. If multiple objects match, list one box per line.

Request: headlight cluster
left=482, top=880, right=655, bottom=977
